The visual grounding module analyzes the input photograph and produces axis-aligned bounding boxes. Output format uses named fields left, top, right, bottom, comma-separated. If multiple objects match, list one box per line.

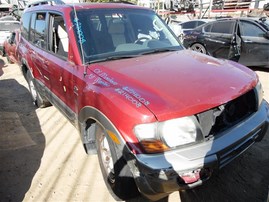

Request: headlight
left=159, top=117, right=198, bottom=147
left=255, top=80, right=263, bottom=108
left=134, top=116, right=202, bottom=153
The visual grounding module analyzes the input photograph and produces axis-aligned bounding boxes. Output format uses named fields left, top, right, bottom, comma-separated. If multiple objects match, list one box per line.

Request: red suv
left=3, top=30, right=20, bottom=63
left=18, top=1, right=269, bottom=201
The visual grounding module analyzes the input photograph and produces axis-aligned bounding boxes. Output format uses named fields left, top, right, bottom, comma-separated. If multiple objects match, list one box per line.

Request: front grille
left=197, top=88, right=257, bottom=139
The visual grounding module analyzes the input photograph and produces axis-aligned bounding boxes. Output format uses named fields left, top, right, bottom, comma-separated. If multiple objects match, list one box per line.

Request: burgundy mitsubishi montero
left=18, top=1, right=269, bottom=201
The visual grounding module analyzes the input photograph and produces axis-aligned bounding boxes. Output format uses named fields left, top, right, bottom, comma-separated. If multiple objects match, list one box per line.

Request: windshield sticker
left=73, top=17, right=86, bottom=44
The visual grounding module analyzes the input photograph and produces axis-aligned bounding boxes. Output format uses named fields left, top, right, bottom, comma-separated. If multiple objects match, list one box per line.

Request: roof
left=25, top=1, right=148, bottom=11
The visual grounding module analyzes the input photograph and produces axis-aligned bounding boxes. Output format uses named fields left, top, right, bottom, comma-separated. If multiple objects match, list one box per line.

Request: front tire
left=190, top=43, right=207, bottom=54
left=26, top=71, right=50, bottom=108
left=96, top=124, right=140, bottom=201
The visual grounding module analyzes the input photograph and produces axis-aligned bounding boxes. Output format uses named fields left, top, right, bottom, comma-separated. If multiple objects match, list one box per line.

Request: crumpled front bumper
left=127, top=101, right=269, bottom=201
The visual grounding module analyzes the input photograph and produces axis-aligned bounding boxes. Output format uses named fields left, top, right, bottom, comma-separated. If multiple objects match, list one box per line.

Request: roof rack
left=108, top=1, right=135, bottom=5
left=26, top=0, right=65, bottom=8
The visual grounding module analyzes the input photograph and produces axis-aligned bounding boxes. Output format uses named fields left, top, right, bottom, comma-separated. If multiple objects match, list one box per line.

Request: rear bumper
left=127, top=100, right=269, bottom=201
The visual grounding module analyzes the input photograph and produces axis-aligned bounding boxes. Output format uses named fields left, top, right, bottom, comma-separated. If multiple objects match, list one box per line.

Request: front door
left=204, top=20, right=236, bottom=59
left=238, top=20, right=269, bottom=66
left=47, top=13, right=77, bottom=124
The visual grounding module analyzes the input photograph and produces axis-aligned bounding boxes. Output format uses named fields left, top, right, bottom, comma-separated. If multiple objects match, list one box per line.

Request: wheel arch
left=79, top=106, right=140, bottom=200
left=78, top=106, right=126, bottom=155
left=20, top=58, right=31, bottom=80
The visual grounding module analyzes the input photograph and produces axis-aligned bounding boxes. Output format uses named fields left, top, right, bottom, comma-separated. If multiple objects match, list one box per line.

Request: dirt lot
left=0, top=55, right=269, bottom=202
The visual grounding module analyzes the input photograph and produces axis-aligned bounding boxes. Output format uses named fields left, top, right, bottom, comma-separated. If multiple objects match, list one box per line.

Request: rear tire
left=26, top=71, right=50, bottom=108
left=190, top=43, right=207, bottom=54
left=96, top=124, right=140, bottom=201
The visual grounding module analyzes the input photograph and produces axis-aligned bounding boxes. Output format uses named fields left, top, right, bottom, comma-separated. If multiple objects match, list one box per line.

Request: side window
left=29, top=12, right=47, bottom=49
left=35, top=13, right=47, bottom=49
left=49, top=14, right=68, bottom=58
left=204, top=24, right=212, bottom=32
left=29, top=13, right=36, bottom=43
left=197, top=21, right=205, bottom=26
left=22, top=12, right=31, bottom=39
left=211, top=21, right=235, bottom=34
left=240, top=21, right=265, bottom=37
left=182, top=21, right=196, bottom=29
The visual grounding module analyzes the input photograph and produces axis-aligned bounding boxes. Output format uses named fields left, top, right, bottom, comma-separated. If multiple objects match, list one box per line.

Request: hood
left=88, top=50, right=257, bottom=121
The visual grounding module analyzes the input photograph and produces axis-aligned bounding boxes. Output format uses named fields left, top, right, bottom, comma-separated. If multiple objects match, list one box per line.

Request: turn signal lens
left=140, top=139, right=169, bottom=153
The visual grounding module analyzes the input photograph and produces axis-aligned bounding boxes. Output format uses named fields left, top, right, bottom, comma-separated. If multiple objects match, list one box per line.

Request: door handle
left=74, top=86, right=78, bottom=96
left=44, top=60, right=49, bottom=66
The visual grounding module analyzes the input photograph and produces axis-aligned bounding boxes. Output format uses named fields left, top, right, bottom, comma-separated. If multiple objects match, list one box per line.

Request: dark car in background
left=0, top=20, right=20, bottom=55
left=183, top=17, right=269, bottom=67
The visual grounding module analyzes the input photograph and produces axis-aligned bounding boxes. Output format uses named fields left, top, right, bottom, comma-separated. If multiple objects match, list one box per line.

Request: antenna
left=71, top=0, right=87, bottom=75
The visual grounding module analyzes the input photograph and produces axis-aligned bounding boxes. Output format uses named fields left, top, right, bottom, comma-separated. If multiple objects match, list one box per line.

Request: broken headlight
left=134, top=116, right=203, bottom=153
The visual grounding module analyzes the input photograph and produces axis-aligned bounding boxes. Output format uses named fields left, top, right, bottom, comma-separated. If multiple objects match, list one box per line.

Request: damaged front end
left=126, top=82, right=269, bottom=201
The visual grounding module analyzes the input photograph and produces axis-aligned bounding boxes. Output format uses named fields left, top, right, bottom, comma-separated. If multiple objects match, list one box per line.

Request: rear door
left=238, top=20, right=269, bottom=66
left=202, top=20, right=236, bottom=59
left=29, top=12, right=51, bottom=92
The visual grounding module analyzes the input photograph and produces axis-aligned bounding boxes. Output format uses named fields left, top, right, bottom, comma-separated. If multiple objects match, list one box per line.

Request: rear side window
left=22, top=12, right=31, bottom=39
left=197, top=21, right=205, bottom=26
left=204, top=24, right=212, bottom=32
left=210, top=21, right=235, bottom=34
left=182, top=21, right=196, bottom=29
left=204, top=21, right=235, bottom=34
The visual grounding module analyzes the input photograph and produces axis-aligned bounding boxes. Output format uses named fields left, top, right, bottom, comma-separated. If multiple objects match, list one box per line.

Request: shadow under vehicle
left=0, top=58, right=45, bottom=201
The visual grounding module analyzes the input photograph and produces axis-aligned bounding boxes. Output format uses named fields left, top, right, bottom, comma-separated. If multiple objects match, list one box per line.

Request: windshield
left=71, top=8, right=182, bottom=64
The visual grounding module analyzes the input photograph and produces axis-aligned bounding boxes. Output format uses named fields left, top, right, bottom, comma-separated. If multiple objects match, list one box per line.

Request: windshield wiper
left=86, top=48, right=178, bottom=64
left=87, top=54, right=139, bottom=64
left=139, top=48, right=178, bottom=56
